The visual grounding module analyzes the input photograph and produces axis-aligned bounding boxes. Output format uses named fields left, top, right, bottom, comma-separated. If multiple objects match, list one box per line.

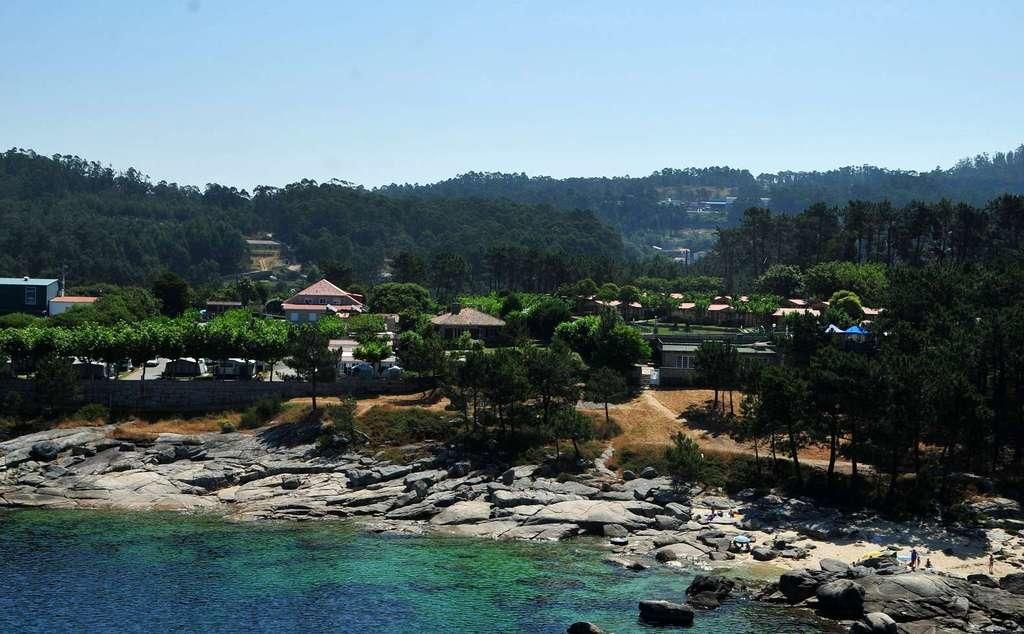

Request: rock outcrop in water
left=758, top=556, right=1024, bottom=632
left=0, top=423, right=741, bottom=548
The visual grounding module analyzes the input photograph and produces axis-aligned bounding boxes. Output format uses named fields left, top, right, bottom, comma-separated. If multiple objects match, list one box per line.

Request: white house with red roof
left=282, top=279, right=365, bottom=322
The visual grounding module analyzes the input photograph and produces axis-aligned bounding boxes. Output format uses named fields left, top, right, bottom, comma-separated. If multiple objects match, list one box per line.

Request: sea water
left=0, top=510, right=827, bottom=633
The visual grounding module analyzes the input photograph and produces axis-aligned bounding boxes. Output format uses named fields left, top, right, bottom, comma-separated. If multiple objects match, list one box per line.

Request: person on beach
left=910, top=548, right=919, bottom=570
left=925, top=558, right=932, bottom=570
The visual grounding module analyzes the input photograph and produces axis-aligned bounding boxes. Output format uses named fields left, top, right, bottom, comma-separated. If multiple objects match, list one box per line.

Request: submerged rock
left=638, top=600, right=694, bottom=626
left=685, top=574, right=735, bottom=609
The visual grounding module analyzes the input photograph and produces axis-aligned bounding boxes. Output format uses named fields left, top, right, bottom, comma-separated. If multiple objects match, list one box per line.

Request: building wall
left=0, top=378, right=433, bottom=413
left=0, top=282, right=59, bottom=316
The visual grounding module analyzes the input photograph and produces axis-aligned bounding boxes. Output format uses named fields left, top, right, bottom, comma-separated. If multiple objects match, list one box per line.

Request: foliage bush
left=239, top=396, right=282, bottom=430
left=73, top=403, right=109, bottom=423
left=357, top=406, right=451, bottom=445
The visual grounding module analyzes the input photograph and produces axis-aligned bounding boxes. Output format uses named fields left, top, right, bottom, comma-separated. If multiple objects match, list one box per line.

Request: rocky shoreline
left=4, top=422, right=1024, bottom=632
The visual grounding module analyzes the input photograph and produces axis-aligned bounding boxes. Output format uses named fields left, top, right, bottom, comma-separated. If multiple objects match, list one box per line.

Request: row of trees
left=724, top=263, right=1024, bottom=510
left=709, top=195, right=1024, bottom=292
left=433, top=341, right=627, bottom=461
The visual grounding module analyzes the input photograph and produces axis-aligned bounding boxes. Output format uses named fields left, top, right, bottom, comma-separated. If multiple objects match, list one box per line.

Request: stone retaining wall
left=0, top=378, right=432, bottom=413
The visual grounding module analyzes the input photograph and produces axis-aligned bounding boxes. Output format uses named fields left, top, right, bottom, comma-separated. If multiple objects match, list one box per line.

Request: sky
left=1, top=1, right=1023, bottom=190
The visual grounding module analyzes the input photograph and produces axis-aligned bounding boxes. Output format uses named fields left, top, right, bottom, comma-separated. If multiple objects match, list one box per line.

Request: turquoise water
left=0, top=510, right=826, bottom=633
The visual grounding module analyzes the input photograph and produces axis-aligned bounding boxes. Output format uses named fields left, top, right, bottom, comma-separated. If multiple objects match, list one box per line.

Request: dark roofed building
left=0, top=277, right=59, bottom=316
left=430, top=304, right=505, bottom=343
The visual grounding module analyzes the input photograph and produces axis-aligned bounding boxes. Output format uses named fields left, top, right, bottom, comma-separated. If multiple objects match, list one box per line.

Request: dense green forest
left=0, top=149, right=621, bottom=286
left=700, top=195, right=1024, bottom=292
left=377, top=144, right=1024, bottom=238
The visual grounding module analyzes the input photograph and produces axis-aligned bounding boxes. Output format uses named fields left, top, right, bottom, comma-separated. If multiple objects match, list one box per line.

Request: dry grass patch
left=109, top=413, right=241, bottom=441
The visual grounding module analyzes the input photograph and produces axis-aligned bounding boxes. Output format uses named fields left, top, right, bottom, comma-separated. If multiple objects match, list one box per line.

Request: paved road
left=122, top=358, right=168, bottom=381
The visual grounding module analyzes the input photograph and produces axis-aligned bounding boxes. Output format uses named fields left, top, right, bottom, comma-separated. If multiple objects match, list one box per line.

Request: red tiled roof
left=707, top=303, right=732, bottom=312
left=282, top=303, right=362, bottom=313
left=50, top=296, right=98, bottom=303
left=298, top=279, right=347, bottom=296
left=431, top=307, right=506, bottom=327
left=677, top=302, right=696, bottom=310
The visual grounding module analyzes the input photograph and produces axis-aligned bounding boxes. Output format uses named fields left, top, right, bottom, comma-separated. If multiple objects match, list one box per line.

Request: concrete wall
left=0, top=378, right=433, bottom=413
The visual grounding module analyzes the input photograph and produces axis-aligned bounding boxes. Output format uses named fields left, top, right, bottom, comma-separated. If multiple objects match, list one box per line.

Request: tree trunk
left=604, top=401, right=610, bottom=427
left=311, top=371, right=318, bottom=411
left=827, top=417, right=838, bottom=491
left=786, top=421, right=803, bottom=486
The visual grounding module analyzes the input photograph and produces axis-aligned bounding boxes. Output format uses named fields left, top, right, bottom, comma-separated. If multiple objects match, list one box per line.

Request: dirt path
left=583, top=389, right=863, bottom=474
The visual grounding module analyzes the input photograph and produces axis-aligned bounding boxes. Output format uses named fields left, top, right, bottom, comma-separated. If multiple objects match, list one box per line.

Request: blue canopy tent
left=844, top=325, right=867, bottom=335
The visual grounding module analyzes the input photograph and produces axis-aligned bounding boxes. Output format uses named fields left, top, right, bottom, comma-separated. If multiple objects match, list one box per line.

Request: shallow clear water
left=0, top=510, right=826, bottom=633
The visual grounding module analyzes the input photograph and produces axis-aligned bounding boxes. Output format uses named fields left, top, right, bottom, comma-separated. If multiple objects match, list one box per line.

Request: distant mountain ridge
left=0, top=149, right=622, bottom=285
left=376, top=144, right=1024, bottom=234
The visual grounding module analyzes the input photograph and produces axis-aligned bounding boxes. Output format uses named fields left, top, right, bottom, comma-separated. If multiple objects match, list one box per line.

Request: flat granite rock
left=526, top=500, right=655, bottom=530
left=430, top=500, right=493, bottom=525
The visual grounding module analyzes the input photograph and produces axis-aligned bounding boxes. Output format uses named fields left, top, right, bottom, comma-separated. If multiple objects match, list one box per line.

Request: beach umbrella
left=733, top=535, right=752, bottom=544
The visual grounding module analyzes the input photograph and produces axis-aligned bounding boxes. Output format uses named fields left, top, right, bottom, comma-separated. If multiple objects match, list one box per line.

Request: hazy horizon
left=2, top=1, right=1022, bottom=190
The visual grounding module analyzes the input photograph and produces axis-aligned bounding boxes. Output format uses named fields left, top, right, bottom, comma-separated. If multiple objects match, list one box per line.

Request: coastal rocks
left=815, top=579, right=865, bottom=617
left=29, top=441, right=60, bottom=462
left=638, top=600, right=694, bottom=626
left=566, top=622, right=605, bottom=634
left=685, top=574, right=735, bottom=609
left=430, top=500, right=492, bottom=525
left=526, top=500, right=655, bottom=531
left=779, top=568, right=835, bottom=603
left=654, top=541, right=710, bottom=563
left=849, top=612, right=897, bottom=634
left=999, top=572, right=1024, bottom=595
left=602, top=523, right=628, bottom=538
left=967, top=573, right=999, bottom=588
left=500, top=465, right=539, bottom=485
left=820, top=558, right=853, bottom=575
left=491, top=489, right=582, bottom=508
left=280, top=475, right=302, bottom=490
left=969, top=497, right=1022, bottom=521
left=752, top=547, right=778, bottom=561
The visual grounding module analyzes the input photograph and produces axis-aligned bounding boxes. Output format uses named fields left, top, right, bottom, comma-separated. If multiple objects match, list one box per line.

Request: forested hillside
left=0, top=150, right=622, bottom=285
left=378, top=168, right=759, bottom=233
left=378, top=144, right=1024, bottom=234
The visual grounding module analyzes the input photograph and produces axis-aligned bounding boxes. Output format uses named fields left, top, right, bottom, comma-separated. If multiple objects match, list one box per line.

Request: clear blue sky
left=2, top=1, right=1022, bottom=189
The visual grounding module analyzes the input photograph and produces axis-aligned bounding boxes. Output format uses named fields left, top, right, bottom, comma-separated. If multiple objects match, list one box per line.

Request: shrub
left=74, top=403, right=110, bottom=423
left=358, top=406, right=450, bottom=445
left=220, top=421, right=237, bottom=434
left=239, top=396, right=283, bottom=430
left=665, top=433, right=706, bottom=486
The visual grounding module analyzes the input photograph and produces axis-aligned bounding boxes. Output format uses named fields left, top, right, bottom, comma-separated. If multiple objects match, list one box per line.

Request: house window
left=289, top=312, right=299, bottom=322
left=673, top=355, right=694, bottom=369
left=24, top=287, right=37, bottom=306
left=308, top=312, right=318, bottom=322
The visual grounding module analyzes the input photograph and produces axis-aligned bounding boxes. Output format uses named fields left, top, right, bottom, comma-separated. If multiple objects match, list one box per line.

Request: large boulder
left=969, top=497, right=1022, bottom=520
left=751, top=547, right=778, bottom=561
left=779, top=568, right=833, bottom=603
left=29, top=441, right=60, bottom=462
left=638, top=600, right=694, bottom=626
left=686, top=574, right=735, bottom=609
left=820, top=558, right=852, bottom=575
left=492, top=489, right=582, bottom=508
left=968, top=573, right=999, bottom=588
left=1000, top=572, right=1024, bottom=595
left=566, top=623, right=605, bottom=634
left=815, top=579, right=865, bottom=618
left=527, top=500, right=655, bottom=530
left=429, top=500, right=492, bottom=525
left=849, top=612, right=898, bottom=634
left=858, top=574, right=979, bottom=623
